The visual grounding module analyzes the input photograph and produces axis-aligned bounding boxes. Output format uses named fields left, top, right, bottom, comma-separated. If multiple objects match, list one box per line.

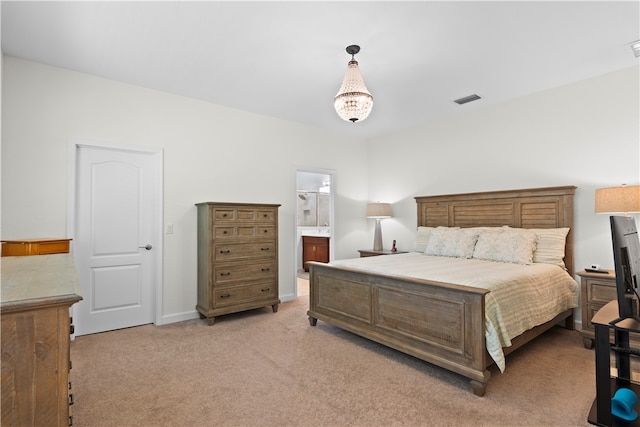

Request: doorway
left=295, top=170, right=334, bottom=298
left=69, top=140, right=163, bottom=336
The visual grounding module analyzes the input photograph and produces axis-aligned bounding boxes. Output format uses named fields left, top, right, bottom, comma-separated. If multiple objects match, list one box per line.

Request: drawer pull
left=261, top=247, right=270, bottom=251
left=69, top=393, right=74, bottom=405
left=220, top=293, right=231, bottom=299
left=261, top=288, right=271, bottom=293
left=223, top=230, right=228, bottom=234
left=263, top=229, right=268, bottom=233
left=219, top=249, right=231, bottom=254
left=223, top=213, right=228, bottom=217
left=219, top=272, right=231, bottom=277
left=261, top=268, right=270, bottom=272
left=263, top=214, right=268, bottom=218
left=70, top=324, right=75, bottom=335
left=69, top=416, right=73, bottom=426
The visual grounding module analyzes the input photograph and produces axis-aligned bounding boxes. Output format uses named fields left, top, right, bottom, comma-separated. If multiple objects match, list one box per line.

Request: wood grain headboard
left=414, top=186, right=577, bottom=275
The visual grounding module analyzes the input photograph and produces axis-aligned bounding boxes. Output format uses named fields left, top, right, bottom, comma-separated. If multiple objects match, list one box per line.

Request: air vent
left=454, top=94, right=482, bottom=105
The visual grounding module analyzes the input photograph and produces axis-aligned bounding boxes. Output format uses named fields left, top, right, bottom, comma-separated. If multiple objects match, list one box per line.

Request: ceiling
left=2, top=1, right=639, bottom=139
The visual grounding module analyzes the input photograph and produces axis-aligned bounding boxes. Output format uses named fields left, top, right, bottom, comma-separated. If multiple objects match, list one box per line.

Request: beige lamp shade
left=595, top=185, right=640, bottom=215
left=366, top=203, right=392, bottom=218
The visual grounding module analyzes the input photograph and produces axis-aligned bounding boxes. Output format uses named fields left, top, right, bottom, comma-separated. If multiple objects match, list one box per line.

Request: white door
left=72, top=143, right=161, bottom=336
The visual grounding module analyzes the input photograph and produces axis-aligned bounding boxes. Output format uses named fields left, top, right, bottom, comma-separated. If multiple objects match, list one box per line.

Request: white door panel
left=92, top=265, right=141, bottom=311
left=92, top=161, right=141, bottom=254
left=73, top=143, right=160, bottom=336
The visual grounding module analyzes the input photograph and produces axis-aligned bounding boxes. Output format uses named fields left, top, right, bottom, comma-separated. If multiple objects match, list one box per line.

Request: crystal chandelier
left=334, top=45, right=373, bottom=123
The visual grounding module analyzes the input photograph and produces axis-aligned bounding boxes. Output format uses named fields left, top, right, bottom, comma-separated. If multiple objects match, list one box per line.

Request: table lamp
left=367, top=202, right=392, bottom=251
left=595, top=185, right=640, bottom=216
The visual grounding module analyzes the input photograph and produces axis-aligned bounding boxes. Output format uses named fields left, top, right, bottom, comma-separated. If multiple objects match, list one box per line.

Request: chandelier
left=334, top=45, right=373, bottom=123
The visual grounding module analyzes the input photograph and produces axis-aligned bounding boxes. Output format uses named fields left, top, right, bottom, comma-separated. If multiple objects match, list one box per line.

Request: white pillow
left=424, top=228, right=479, bottom=258
left=413, top=226, right=434, bottom=252
left=523, top=227, right=570, bottom=268
left=466, top=226, right=509, bottom=234
left=413, top=226, right=461, bottom=252
left=473, top=229, right=538, bottom=264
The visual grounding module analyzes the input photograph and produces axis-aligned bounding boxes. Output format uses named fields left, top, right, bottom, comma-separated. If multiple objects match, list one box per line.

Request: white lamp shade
left=595, top=185, right=640, bottom=214
left=366, top=203, right=392, bottom=218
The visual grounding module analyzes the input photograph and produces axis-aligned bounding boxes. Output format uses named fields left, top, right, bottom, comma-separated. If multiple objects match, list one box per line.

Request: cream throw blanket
left=331, top=252, right=579, bottom=372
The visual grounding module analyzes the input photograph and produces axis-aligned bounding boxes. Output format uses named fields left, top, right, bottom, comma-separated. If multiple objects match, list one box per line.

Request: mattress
left=330, top=252, right=579, bottom=371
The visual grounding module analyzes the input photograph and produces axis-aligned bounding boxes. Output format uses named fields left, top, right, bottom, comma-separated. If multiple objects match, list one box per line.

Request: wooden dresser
left=1, top=254, right=82, bottom=426
left=196, top=202, right=281, bottom=325
left=302, top=236, right=329, bottom=272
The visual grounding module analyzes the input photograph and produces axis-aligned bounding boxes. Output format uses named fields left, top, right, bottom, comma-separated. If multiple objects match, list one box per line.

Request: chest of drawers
left=196, top=202, right=280, bottom=325
left=1, top=254, right=82, bottom=426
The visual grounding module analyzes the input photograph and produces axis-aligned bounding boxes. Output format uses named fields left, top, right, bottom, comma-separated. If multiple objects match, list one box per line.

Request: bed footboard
left=307, top=262, right=492, bottom=396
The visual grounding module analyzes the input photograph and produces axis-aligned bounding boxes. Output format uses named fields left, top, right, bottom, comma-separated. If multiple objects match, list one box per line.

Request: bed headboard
left=414, top=186, right=577, bottom=275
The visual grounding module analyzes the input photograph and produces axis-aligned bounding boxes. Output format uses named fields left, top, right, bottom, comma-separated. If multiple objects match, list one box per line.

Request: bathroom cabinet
left=302, top=236, right=329, bottom=272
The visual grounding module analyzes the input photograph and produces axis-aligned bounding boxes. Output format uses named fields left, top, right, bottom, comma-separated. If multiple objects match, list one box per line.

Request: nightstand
left=577, top=269, right=616, bottom=349
left=358, top=249, right=409, bottom=257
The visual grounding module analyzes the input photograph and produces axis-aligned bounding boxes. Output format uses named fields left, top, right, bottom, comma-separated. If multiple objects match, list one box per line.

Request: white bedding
left=330, top=252, right=579, bottom=372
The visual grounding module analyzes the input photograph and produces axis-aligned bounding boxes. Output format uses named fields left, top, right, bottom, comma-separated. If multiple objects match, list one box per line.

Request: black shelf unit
left=589, top=300, right=640, bottom=427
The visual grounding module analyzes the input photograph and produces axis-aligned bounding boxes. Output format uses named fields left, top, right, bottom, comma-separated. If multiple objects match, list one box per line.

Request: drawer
left=213, top=225, right=276, bottom=239
left=213, top=241, right=276, bottom=261
left=586, top=303, right=606, bottom=330
left=303, top=236, right=329, bottom=246
left=587, top=279, right=617, bottom=304
left=214, top=281, right=277, bottom=307
left=213, top=208, right=237, bottom=221
left=36, top=240, right=71, bottom=255
left=255, top=209, right=276, bottom=222
left=213, top=261, right=276, bottom=284
left=212, top=207, right=276, bottom=223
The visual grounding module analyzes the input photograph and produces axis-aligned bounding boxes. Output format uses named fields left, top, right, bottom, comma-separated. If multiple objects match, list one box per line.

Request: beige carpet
left=70, top=290, right=597, bottom=427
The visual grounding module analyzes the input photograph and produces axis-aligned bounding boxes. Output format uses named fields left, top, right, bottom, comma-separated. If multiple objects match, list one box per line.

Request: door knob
left=139, top=244, right=152, bottom=250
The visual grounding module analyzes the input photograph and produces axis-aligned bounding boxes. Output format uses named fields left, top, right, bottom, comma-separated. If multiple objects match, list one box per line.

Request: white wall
left=3, top=56, right=639, bottom=326
left=1, top=56, right=371, bottom=322
left=367, top=65, right=640, bottom=325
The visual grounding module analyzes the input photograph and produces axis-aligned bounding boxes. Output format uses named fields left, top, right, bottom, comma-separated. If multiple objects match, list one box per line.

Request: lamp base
left=373, top=219, right=383, bottom=251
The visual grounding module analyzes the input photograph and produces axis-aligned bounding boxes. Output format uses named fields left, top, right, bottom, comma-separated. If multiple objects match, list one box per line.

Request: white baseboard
left=158, top=294, right=296, bottom=326
left=280, top=293, right=295, bottom=302
left=159, top=310, right=200, bottom=326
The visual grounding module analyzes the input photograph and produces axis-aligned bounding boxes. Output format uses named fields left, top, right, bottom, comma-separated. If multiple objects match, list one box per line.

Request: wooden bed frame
left=306, top=186, right=577, bottom=396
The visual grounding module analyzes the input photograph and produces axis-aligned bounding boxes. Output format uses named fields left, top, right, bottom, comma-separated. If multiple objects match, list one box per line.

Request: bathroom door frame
left=294, top=168, right=336, bottom=299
